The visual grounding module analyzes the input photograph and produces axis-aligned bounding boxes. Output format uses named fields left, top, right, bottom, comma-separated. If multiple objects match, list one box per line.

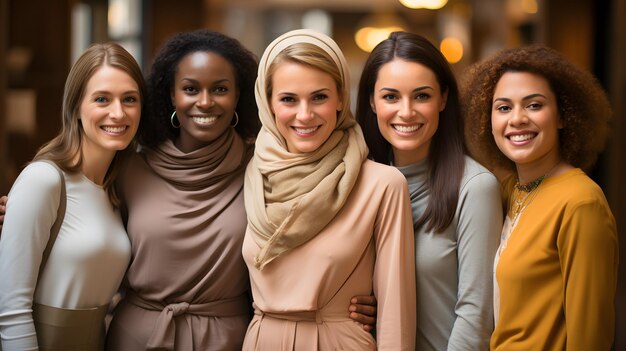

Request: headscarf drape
left=244, top=29, right=368, bottom=270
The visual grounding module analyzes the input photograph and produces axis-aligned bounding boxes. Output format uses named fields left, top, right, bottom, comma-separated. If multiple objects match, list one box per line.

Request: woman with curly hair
left=461, top=45, right=618, bottom=350
left=104, top=29, right=260, bottom=350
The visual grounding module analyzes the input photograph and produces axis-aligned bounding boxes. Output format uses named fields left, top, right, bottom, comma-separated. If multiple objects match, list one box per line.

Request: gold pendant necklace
left=508, top=162, right=561, bottom=223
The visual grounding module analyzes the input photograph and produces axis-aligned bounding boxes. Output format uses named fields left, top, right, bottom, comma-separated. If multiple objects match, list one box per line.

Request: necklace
left=514, top=175, right=545, bottom=192
left=508, top=162, right=561, bottom=223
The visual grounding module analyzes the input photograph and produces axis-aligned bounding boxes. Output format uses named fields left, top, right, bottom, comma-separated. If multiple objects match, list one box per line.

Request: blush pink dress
left=242, top=160, right=416, bottom=350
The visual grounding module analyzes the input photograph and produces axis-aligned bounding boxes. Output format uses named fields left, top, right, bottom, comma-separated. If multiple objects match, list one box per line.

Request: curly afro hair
left=460, top=45, right=612, bottom=173
left=139, top=29, right=260, bottom=148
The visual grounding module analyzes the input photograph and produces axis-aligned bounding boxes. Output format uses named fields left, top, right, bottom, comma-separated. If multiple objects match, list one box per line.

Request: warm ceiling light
left=354, top=13, right=406, bottom=52
left=399, top=0, right=448, bottom=10
left=521, top=0, right=538, bottom=14
left=439, top=37, right=463, bottom=63
left=355, top=26, right=405, bottom=52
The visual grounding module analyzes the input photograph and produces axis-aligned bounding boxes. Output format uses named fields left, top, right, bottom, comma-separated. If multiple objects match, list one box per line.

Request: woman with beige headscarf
left=242, top=29, right=416, bottom=350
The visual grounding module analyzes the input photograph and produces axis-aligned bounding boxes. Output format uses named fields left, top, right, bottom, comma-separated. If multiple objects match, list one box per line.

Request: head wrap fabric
left=244, top=29, right=368, bottom=269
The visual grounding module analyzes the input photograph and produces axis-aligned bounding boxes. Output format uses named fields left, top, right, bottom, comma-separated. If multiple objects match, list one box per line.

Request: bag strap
left=37, top=160, right=67, bottom=278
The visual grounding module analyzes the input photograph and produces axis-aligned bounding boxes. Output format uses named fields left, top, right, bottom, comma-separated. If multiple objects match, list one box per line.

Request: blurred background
left=1, top=0, right=624, bottom=346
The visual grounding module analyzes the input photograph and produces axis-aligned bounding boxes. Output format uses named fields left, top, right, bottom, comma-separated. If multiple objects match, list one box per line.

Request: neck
left=78, top=148, right=116, bottom=186
left=516, top=160, right=564, bottom=191
left=392, top=145, right=428, bottom=167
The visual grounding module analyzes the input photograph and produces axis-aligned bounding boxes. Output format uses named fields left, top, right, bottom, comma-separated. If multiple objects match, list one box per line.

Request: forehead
left=84, top=64, right=137, bottom=91
left=494, top=71, right=553, bottom=95
left=271, top=61, right=336, bottom=90
left=376, top=59, right=439, bottom=85
left=175, top=51, right=236, bottom=80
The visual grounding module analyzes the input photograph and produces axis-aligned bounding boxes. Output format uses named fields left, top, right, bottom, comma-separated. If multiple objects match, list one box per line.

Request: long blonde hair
left=34, top=42, right=144, bottom=207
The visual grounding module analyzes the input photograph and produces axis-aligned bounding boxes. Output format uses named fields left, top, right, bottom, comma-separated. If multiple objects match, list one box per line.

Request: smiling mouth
left=293, top=126, right=319, bottom=135
left=192, top=116, right=218, bottom=125
left=102, top=126, right=127, bottom=133
left=392, top=124, right=421, bottom=133
left=508, top=133, right=536, bottom=142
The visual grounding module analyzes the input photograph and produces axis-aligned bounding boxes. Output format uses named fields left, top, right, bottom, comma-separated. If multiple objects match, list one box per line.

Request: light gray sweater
left=396, top=156, right=502, bottom=351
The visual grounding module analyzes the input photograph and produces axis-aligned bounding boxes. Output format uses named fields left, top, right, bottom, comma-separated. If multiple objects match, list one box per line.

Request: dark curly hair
left=460, top=45, right=611, bottom=173
left=356, top=31, right=466, bottom=233
left=138, top=30, right=260, bottom=148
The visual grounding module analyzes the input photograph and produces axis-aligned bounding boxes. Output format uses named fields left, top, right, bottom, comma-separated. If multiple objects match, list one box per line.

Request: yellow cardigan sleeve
left=557, top=199, right=618, bottom=350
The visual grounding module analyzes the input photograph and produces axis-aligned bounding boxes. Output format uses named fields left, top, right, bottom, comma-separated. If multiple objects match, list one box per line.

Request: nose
left=109, top=100, right=125, bottom=120
left=296, top=102, right=314, bottom=121
left=509, top=106, right=528, bottom=126
left=196, top=90, right=213, bottom=109
left=397, top=99, right=415, bottom=119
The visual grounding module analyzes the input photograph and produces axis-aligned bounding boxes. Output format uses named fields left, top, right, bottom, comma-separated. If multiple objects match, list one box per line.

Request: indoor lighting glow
left=521, top=0, right=538, bottom=13
left=355, top=26, right=405, bottom=52
left=439, top=37, right=463, bottom=63
left=354, top=13, right=406, bottom=52
left=399, top=0, right=448, bottom=10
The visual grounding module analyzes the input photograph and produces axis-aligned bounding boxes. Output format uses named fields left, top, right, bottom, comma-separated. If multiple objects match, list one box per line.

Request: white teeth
left=192, top=116, right=218, bottom=124
left=102, top=126, right=126, bottom=133
left=393, top=124, right=420, bottom=133
left=509, top=134, right=534, bottom=142
left=294, top=127, right=318, bottom=134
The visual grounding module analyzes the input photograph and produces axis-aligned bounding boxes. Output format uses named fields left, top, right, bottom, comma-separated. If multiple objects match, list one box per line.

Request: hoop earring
left=231, top=111, right=239, bottom=128
left=170, top=111, right=181, bottom=128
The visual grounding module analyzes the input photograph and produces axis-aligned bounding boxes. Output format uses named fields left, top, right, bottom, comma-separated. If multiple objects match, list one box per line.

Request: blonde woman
left=242, top=29, right=416, bottom=350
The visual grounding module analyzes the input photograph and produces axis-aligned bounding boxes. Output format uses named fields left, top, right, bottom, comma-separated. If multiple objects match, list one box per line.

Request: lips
left=101, top=125, right=127, bottom=134
left=508, top=133, right=536, bottom=142
left=191, top=116, right=218, bottom=125
left=292, top=126, right=319, bottom=135
left=392, top=124, right=421, bottom=133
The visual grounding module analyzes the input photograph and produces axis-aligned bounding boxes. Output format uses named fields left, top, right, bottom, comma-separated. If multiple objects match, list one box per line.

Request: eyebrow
left=276, top=88, right=331, bottom=96
left=90, top=89, right=139, bottom=96
left=180, top=77, right=231, bottom=84
left=378, top=85, right=433, bottom=93
left=493, top=93, right=547, bottom=103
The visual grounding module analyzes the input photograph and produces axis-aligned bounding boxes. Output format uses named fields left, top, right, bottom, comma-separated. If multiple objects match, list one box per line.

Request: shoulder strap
left=37, top=160, right=67, bottom=278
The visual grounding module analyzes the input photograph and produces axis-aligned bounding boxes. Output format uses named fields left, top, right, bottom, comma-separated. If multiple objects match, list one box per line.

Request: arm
left=0, top=162, right=63, bottom=350
left=448, top=172, right=502, bottom=351
left=0, top=195, right=7, bottom=231
left=557, top=198, right=618, bottom=350
left=348, top=295, right=377, bottom=332
left=373, top=172, right=416, bottom=350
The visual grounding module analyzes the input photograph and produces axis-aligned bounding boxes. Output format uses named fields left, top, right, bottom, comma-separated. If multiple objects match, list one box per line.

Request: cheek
left=373, top=103, right=394, bottom=122
left=419, top=103, right=441, bottom=121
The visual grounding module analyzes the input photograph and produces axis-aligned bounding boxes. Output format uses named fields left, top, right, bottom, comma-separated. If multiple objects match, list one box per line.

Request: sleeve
left=448, top=171, right=502, bottom=351
left=372, top=170, right=416, bottom=351
left=557, top=196, right=618, bottom=351
left=0, top=162, right=63, bottom=350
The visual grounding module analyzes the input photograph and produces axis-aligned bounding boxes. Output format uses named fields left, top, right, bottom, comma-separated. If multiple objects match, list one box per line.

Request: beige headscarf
left=244, top=29, right=368, bottom=269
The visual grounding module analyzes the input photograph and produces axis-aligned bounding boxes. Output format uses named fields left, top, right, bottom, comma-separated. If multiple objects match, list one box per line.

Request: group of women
left=0, top=25, right=618, bottom=351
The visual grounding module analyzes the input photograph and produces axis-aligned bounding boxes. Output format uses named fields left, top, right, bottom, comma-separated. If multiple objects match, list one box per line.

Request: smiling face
left=270, top=61, right=341, bottom=154
left=79, top=64, right=141, bottom=161
left=491, top=71, right=562, bottom=178
left=171, top=51, right=239, bottom=153
left=371, top=58, right=446, bottom=166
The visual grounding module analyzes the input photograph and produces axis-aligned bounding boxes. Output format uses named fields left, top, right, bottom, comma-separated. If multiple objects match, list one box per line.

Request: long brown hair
left=356, top=32, right=466, bottom=233
left=34, top=42, right=144, bottom=207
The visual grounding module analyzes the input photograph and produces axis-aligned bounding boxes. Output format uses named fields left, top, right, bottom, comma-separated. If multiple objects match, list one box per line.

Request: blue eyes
left=278, top=94, right=328, bottom=104
left=94, top=96, right=138, bottom=104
